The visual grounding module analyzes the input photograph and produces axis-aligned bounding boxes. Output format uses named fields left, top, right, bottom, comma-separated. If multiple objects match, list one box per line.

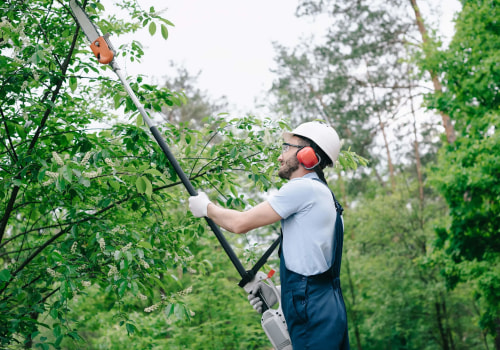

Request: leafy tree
left=425, top=0, right=500, bottom=347
left=0, top=1, right=282, bottom=348
left=344, top=177, right=488, bottom=350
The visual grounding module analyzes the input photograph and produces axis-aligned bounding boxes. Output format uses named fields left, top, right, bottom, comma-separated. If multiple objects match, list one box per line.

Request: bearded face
left=278, top=155, right=300, bottom=180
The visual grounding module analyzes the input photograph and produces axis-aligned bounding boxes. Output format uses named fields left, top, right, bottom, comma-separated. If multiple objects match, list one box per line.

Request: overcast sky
left=115, top=0, right=462, bottom=116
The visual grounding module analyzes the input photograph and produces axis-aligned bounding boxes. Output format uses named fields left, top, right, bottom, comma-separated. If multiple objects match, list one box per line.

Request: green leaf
left=160, top=24, right=169, bottom=40
left=69, top=76, right=77, bottom=92
left=67, top=331, right=83, bottom=341
left=126, top=323, right=136, bottom=335
left=109, top=179, right=120, bottom=191
left=118, top=280, right=127, bottom=297
left=148, top=22, right=157, bottom=36
left=144, top=168, right=163, bottom=177
left=0, top=269, right=11, bottom=282
left=15, top=123, right=26, bottom=139
left=160, top=18, right=175, bottom=27
left=164, top=303, right=174, bottom=318
left=144, top=177, right=153, bottom=199
left=137, top=241, right=152, bottom=249
left=136, top=176, right=147, bottom=194
left=62, top=165, right=72, bottom=182
left=53, top=324, right=61, bottom=338
left=136, top=114, right=143, bottom=127
left=113, top=93, right=122, bottom=109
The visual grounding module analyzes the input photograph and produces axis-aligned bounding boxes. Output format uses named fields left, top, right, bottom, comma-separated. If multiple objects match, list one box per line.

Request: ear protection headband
left=296, top=147, right=321, bottom=170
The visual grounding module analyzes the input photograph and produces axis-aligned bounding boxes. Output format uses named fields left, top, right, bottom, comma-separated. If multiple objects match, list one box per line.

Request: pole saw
left=68, top=1, right=291, bottom=348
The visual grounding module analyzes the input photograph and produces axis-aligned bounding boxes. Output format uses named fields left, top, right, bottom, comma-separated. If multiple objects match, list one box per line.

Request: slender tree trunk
left=338, top=171, right=348, bottom=210
left=366, top=62, right=395, bottom=191
left=408, top=82, right=425, bottom=223
left=409, top=0, right=456, bottom=144
left=435, top=300, right=451, bottom=350
left=495, top=317, right=500, bottom=350
left=344, top=256, right=363, bottom=350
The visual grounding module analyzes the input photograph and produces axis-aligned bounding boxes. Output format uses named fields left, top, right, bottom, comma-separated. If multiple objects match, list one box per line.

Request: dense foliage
left=426, top=0, right=500, bottom=344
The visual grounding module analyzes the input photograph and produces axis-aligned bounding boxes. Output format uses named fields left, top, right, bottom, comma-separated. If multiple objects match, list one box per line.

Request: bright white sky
left=115, top=0, right=462, bottom=116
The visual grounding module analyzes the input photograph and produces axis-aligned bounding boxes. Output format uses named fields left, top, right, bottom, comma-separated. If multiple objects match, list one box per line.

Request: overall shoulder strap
left=311, top=178, right=345, bottom=279
left=311, top=178, right=343, bottom=215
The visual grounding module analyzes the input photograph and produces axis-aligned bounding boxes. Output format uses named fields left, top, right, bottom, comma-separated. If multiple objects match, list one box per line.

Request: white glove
left=248, top=282, right=280, bottom=313
left=188, top=192, right=212, bottom=217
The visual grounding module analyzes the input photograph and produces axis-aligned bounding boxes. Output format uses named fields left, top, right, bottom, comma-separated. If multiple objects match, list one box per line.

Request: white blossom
left=77, top=264, right=87, bottom=271
left=108, top=265, right=118, bottom=277
left=121, top=242, right=132, bottom=252
left=46, top=268, right=61, bottom=278
left=52, top=152, right=64, bottom=166
left=46, top=171, right=59, bottom=179
left=80, top=152, right=92, bottom=166
left=139, top=259, right=150, bottom=269
left=83, top=170, right=99, bottom=178
left=98, top=238, right=106, bottom=252
left=42, top=178, right=54, bottom=186
left=144, top=302, right=161, bottom=313
left=177, top=286, right=193, bottom=297
left=105, top=158, right=114, bottom=167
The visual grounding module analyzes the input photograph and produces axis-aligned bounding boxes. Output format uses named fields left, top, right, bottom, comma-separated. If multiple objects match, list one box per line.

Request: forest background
left=0, top=0, right=499, bottom=349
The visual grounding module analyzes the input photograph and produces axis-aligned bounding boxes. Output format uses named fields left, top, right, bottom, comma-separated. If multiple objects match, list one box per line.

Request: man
left=188, top=121, right=350, bottom=349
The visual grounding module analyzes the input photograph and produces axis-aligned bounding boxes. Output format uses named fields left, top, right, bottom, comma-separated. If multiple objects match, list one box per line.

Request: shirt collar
left=302, top=172, right=319, bottom=180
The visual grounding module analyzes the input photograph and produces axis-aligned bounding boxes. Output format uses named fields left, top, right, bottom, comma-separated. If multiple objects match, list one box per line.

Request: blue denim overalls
left=279, top=181, right=350, bottom=349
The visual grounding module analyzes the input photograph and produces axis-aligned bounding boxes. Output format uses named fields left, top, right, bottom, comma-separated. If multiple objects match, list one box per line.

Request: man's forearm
left=207, top=204, right=248, bottom=234
left=207, top=201, right=282, bottom=235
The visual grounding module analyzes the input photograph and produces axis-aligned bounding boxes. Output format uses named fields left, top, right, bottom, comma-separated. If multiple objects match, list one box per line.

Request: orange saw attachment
left=90, top=36, right=114, bottom=64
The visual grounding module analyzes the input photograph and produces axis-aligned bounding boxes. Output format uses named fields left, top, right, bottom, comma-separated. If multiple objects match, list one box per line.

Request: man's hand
left=248, top=282, right=280, bottom=314
left=188, top=192, right=212, bottom=217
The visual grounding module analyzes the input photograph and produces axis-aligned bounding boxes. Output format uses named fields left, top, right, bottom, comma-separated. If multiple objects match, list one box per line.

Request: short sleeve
left=268, top=180, right=311, bottom=219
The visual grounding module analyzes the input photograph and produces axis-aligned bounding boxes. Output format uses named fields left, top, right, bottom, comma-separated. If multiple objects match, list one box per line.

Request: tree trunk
left=409, top=0, right=457, bottom=144
left=435, top=301, right=451, bottom=350
left=366, top=63, right=395, bottom=191
left=344, top=256, right=363, bottom=350
left=495, top=317, right=500, bottom=350
left=408, top=81, right=425, bottom=222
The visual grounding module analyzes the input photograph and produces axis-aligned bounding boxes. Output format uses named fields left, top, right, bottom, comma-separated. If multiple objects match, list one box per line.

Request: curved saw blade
left=69, top=0, right=101, bottom=43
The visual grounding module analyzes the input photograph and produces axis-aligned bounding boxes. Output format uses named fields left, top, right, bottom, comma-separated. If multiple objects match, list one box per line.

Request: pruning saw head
left=69, top=0, right=114, bottom=64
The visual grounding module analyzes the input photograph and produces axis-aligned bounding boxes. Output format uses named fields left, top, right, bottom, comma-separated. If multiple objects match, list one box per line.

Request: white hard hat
left=283, top=121, right=341, bottom=166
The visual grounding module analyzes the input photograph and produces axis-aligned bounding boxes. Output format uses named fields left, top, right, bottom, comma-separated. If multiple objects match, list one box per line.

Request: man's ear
left=297, top=147, right=320, bottom=169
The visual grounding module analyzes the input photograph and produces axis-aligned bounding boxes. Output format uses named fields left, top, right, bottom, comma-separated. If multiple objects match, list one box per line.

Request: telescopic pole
left=69, top=0, right=279, bottom=295
left=108, top=61, right=249, bottom=278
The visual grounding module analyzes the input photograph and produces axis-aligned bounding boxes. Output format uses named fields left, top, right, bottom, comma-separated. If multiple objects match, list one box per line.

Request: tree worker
left=188, top=121, right=350, bottom=349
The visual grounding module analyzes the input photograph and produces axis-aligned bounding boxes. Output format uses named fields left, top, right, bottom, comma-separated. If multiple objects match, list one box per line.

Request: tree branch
left=0, top=18, right=80, bottom=245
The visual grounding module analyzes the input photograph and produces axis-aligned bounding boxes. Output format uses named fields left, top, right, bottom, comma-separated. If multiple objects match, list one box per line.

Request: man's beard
left=278, top=157, right=300, bottom=180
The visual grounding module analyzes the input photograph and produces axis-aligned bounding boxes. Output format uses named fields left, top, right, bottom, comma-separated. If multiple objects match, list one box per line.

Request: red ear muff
left=297, top=147, right=320, bottom=169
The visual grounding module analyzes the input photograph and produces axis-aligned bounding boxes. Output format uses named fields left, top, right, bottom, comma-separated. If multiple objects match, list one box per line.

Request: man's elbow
left=231, top=222, right=251, bottom=234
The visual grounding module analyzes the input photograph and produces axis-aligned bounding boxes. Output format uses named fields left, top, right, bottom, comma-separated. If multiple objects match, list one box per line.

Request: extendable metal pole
left=69, top=0, right=279, bottom=290
left=109, top=61, right=248, bottom=278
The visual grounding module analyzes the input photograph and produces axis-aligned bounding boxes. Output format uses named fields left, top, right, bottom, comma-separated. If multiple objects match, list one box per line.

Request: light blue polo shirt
left=268, top=172, right=338, bottom=276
